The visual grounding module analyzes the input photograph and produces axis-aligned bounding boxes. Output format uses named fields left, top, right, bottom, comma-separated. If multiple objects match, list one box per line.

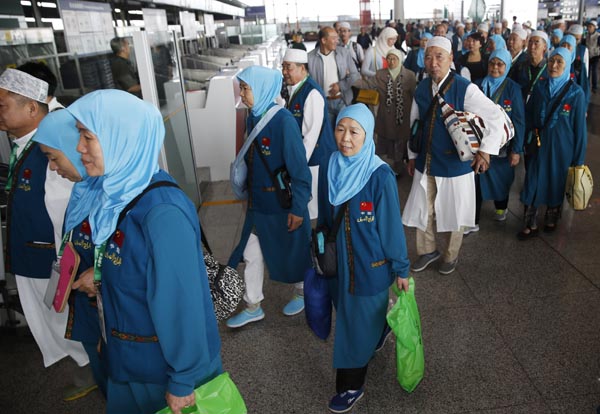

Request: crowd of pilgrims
left=0, top=13, right=595, bottom=414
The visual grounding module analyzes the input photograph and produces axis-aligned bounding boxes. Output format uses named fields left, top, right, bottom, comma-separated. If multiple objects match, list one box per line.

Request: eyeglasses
left=488, top=60, right=506, bottom=67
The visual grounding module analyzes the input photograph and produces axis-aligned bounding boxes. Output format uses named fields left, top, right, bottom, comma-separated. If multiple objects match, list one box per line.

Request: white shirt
left=287, top=77, right=325, bottom=160
left=317, top=50, right=339, bottom=96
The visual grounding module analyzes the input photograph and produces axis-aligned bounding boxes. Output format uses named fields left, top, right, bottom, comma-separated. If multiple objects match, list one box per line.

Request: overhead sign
left=58, top=0, right=114, bottom=56
left=246, top=6, right=266, bottom=19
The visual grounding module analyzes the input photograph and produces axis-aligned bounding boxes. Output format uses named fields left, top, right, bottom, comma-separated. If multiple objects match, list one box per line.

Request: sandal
left=544, top=207, right=561, bottom=233
left=517, top=226, right=539, bottom=241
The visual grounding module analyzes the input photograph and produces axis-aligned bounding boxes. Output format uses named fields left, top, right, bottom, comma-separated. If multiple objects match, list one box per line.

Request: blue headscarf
left=490, top=34, right=506, bottom=50
left=66, top=90, right=165, bottom=245
left=551, top=29, right=563, bottom=45
left=32, top=110, right=103, bottom=233
left=417, top=33, right=433, bottom=68
left=481, top=49, right=512, bottom=98
left=236, top=66, right=282, bottom=117
left=548, top=47, right=572, bottom=98
left=559, top=34, right=577, bottom=63
left=328, top=104, right=385, bottom=206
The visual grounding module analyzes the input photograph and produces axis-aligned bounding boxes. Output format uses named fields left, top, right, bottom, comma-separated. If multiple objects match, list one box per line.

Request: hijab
left=559, top=34, right=577, bottom=63
left=328, top=104, right=385, bottom=206
left=32, top=109, right=103, bottom=233
left=375, top=27, right=398, bottom=59
left=417, top=33, right=433, bottom=68
left=236, top=66, right=282, bottom=117
left=548, top=47, right=572, bottom=98
left=480, top=49, right=512, bottom=98
left=490, top=34, right=506, bottom=50
left=551, top=29, right=563, bottom=45
left=386, top=49, right=404, bottom=79
left=66, top=90, right=165, bottom=245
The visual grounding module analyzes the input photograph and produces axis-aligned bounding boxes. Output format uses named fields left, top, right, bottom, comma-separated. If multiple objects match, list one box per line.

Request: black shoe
left=517, top=227, right=539, bottom=240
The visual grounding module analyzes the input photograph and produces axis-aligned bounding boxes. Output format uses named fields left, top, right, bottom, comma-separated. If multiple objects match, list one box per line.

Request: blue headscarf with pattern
left=236, top=66, right=282, bottom=117
left=328, top=104, right=385, bottom=206
left=66, top=90, right=165, bottom=244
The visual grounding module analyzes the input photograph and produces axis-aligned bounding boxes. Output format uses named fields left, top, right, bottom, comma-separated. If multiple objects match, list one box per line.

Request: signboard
left=58, top=0, right=114, bottom=56
left=246, top=6, right=266, bottom=19
left=143, top=8, right=168, bottom=32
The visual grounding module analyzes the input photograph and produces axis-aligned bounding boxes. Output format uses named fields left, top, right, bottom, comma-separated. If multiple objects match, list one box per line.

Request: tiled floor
left=1, top=94, right=599, bottom=414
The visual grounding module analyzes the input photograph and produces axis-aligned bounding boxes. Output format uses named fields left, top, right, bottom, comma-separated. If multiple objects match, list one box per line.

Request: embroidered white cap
left=512, top=23, right=522, bottom=31
left=0, top=68, right=48, bottom=103
left=567, top=24, right=584, bottom=35
left=283, top=48, right=308, bottom=64
left=465, top=17, right=473, bottom=24
left=426, top=36, right=452, bottom=54
left=512, top=28, right=528, bottom=41
left=338, top=22, right=351, bottom=30
left=530, top=30, right=549, bottom=43
left=588, top=20, right=598, bottom=28
left=478, top=23, right=489, bottom=32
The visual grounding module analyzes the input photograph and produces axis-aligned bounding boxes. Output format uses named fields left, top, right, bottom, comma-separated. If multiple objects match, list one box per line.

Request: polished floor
left=1, top=93, right=600, bottom=414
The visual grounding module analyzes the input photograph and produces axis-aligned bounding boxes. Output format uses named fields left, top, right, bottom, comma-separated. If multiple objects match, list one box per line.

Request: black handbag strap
left=117, top=181, right=180, bottom=227
left=253, top=143, right=286, bottom=190
left=538, top=80, right=573, bottom=132
left=327, top=201, right=349, bottom=242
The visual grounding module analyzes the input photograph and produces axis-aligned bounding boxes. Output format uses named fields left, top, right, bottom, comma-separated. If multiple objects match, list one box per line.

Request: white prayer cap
left=426, top=36, right=452, bottom=54
left=524, top=20, right=532, bottom=27
left=338, top=21, right=351, bottom=30
left=568, top=24, right=584, bottom=35
left=0, top=68, right=48, bottom=103
left=512, top=23, right=522, bottom=31
left=494, top=22, right=502, bottom=29
left=553, top=19, right=565, bottom=25
left=456, top=23, right=465, bottom=29
left=588, top=20, right=598, bottom=27
left=512, top=28, right=527, bottom=40
left=530, top=30, right=549, bottom=42
left=478, top=23, right=489, bottom=32
left=465, top=17, right=473, bottom=23
left=283, top=48, right=308, bottom=64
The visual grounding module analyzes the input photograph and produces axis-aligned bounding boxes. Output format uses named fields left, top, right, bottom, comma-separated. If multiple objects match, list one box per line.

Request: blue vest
left=414, top=74, right=473, bottom=177
left=286, top=76, right=336, bottom=167
left=100, top=171, right=221, bottom=386
left=6, top=143, right=56, bottom=278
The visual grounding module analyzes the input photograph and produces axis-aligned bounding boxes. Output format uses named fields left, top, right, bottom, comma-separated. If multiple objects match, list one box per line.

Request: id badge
left=43, top=260, right=61, bottom=310
left=96, top=289, right=108, bottom=343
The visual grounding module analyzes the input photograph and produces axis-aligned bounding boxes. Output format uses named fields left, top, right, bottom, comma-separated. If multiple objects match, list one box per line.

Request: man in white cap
left=501, top=19, right=511, bottom=40
left=0, top=68, right=96, bottom=400
left=464, top=17, right=474, bottom=36
left=567, top=24, right=590, bottom=79
left=308, top=26, right=360, bottom=126
left=337, top=21, right=364, bottom=71
left=511, top=30, right=549, bottom=103
left=507, top=27, right=528, bottom=75
left=585, top=20, right=599, bottom=92
left=493, top=22, right=503, bottom=36
left=552, top=19, right=567, bottom=33
left=477, top=22, right=492, bottom=55
left=452, top=23, right=466, bottom=61
left=402, top=37, right=505, bottom=275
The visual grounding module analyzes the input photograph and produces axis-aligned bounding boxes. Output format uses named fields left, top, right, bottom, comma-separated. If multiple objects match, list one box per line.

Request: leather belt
left=327, top=95, right=342, bottom=100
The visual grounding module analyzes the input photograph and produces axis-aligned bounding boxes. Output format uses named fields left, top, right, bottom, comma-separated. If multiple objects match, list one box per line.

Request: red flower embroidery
left=23, top=169, right=32, bottom=180
left=261, top=137, right=270, bottom=146
left=359, top=201, right=373, bottom=212
left=113, top=230, right=125, bottom=248
left=294, top=103, right=301, bottom=110
left=81, top=220, right=91, bottom=235
left=563, top=104, right=571, bottom=111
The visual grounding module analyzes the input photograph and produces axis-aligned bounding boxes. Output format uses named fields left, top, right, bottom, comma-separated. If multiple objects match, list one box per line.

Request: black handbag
left=254, top=145, right=292, bottom=209
left=311, top=202, right=348, bottom=278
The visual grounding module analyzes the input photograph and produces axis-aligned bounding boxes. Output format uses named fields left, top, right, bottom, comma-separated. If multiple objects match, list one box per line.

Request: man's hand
left=407, top=159, right=416, bottom=177
left=72, top=268, right=96, bottom=297
left=288, top=213, right=303, bottom=232
left=471, top=151, right=490, bottom=174
left=328, top=82, right=341, bottom=98
left=509, top=153, right=520, bottom=167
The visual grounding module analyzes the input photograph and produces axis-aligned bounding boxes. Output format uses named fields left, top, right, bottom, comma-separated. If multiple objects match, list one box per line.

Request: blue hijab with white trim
left=32, top=109, right=103, bottom=233
left=559, top=34, right=577, bottom=63
left=66, top=90, right=165, bottom=244
left=481, top=49, right=512, bottom=98
left=548, top=47, right=572, bottom=98
left=417, top=33, right=433, bottom=68
left=236, top=66, right=282, bottom=117
left=328, top=104, right=385, bottom=206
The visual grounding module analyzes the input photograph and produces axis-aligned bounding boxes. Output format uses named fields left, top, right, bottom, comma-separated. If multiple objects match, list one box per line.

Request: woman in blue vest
left=66, top=90, right=223, bottom=413
left=318, top=104, right=410, bottom=413
left=33, top=109, right=107, bottom=398
left=404, top=32, right=432, bottom=83
left=472, top=49, right=525, bottom=227
left=226, top=66, right=313, bottom=328
left=519, top=48, right=587, bottom=239
left=559, top=34, right=591, bottom=106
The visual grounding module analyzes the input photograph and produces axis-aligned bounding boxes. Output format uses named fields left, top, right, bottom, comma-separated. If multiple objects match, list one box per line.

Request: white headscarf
left=375, top=27, right=398, bottom=58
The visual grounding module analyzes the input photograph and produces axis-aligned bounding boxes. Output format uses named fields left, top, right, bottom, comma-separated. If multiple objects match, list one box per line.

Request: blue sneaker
left=282, top=294, right=305, bottom=316
left=375, top=325, right=392, bottom=352
left=328, top=388, right=364, bottom=413
left=226, top=307, right=265, bottom=328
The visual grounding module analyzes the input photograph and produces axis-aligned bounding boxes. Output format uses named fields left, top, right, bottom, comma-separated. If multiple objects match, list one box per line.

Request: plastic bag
left=386, top=278, right=424, bottom=393
left=156, top=372, right=247, bottom=414
left=303, top=267, right=332, bottom=340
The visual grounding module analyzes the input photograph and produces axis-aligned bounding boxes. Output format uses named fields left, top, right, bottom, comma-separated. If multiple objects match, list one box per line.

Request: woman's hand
left=165, top=391, right=196, bottom=414
left=396, top=277, right=409, bottom=292
left=71, top=268, right=97, bottom=297
left=509, top=153, right=520, bottom=167
left=287, top=213, right=303, bottom=232
left=406, top=159, right=416, bottom=177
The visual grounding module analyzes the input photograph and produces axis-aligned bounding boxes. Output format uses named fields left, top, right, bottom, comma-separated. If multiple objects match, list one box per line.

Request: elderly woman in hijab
left=361, top=27, right=399, bottom=78
left=355, top=49, right=416, bottom=174
left=33, top=109, right=108, bottom=398
left=560, top=34, right=590, bottom=105
left=404, top=32, right=432, bottom=82
left=550, top=28, right=563, bottom=51
left=467, top=49, right=525, bottom=232
left=317, top=104, right=410, bottom=413
left=226, top=66, right=313, bottom=328
left=519, top=47, right=587, bottom=239
left=489, top=34, right=507, bottom=51
left=66, top=89, right=223, bottom=413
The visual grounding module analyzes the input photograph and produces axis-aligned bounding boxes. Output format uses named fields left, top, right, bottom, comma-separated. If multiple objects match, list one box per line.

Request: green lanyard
left=5, top=139, right=34, bottom=192
left=286, top=76, right=308, bottom=108
left=93, top=242, right=107, bottom=284
left=58, top=230, right=74, bottom=257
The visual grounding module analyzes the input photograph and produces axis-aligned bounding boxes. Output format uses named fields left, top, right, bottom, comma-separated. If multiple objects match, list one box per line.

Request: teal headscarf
left=490, top=34, right=506, bottom=50
left=32, top=109, right=103, bottom=233
left=328, top=104, right=385, bottom=206
left=548, top=47, right=572, bottom=98
left=481, top=49, right=512, bottom=98
left=417, top=33, right=433, bottom=68
left=66, top=90, right=165, bottom=244
left=236, top=66, right=282, bottom=117
left=551, top=29, right=563, bottom=45
left=559, top=34, right=577, bottom=63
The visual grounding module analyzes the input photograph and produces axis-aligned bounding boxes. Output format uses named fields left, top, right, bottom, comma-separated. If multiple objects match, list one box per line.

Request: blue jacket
left=572, top=44, right=590, bottom=105
left=6, top=143, right=56, bottom=278
left=413, top=74, right=473, bottom=177
left=100, top=171, right=222, bottom=396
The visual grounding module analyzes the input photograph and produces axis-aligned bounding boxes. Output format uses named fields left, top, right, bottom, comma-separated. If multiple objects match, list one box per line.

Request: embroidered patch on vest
left=74, top=220, right=93, bottom=251
left=111, top=329, right=158, bottom=343
left=293, top=103, right=302, bottom=117
left=561, top=103, right=571, bottom=115
left=357, top=201, right=375, bottom=223
left=260, top=137, right=271, bottom=155
left=503, top=99, right=512, bottom=112
left=18, top=168, right=32, bottom=191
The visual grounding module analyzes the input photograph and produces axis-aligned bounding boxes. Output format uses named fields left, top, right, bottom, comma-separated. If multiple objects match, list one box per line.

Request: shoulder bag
left=311, top=202, right=349, bottom=278
left=254, top=144, right=293, bottom=210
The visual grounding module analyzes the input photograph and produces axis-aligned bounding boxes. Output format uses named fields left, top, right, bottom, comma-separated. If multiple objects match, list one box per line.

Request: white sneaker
left=463, top=225, right=480, bottom=235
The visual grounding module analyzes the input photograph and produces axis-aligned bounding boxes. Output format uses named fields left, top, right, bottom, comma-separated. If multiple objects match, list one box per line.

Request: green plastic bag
left=156, top=372, right=247, bottom=414
left=386, top=278, right=424, bottom=393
